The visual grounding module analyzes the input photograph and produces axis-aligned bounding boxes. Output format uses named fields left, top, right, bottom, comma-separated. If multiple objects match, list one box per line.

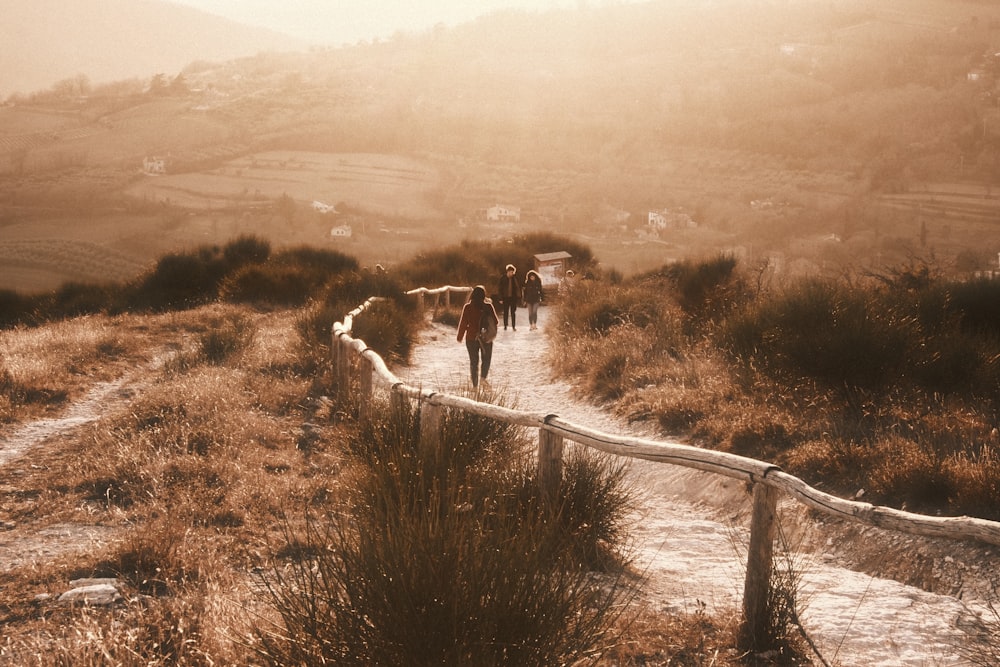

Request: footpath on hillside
left=395, top=302, right=992, bottom=667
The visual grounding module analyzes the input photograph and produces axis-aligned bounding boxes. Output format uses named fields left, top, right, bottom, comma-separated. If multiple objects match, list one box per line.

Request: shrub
left=350, top=299, right=415, bottom=364
left=126, top=248, right=228, bottom=311
left=721, top=278, right=916, bottom=396
left=197, top=313, right=256, bottom=365
left=219, top=264, right=317, bottom=306
left=0, top=288, right=38, bottom=328
left=45, top=281, right=119, bottom=319
left=946, top=277, right=1000, bottom=338
left=222, top=233, right=271, bottom=267
left=665, top=253, right=742, bottom=319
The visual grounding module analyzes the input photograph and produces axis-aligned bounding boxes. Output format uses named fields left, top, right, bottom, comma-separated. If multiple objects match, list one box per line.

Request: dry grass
left=0, top=302, right=347, bottom=664
left=0, top=295, right=814, bottom=664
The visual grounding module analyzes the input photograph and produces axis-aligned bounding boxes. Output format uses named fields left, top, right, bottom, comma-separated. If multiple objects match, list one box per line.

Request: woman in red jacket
left=457, top=285, right=499, bottom=388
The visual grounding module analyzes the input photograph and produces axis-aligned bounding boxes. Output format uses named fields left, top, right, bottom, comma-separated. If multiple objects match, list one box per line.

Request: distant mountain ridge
left=0, top=0, right=306, bottom=97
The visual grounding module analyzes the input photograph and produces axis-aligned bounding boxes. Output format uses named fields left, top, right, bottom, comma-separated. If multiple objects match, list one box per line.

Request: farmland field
left=126, top=151, right=445, bottom=219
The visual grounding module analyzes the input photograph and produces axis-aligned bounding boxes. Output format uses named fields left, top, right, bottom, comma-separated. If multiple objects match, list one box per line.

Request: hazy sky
left=168, top=0, right=596, bottom=46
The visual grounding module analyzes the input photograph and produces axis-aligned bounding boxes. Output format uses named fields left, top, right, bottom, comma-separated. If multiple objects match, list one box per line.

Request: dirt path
left=398, top=304, right=994, bottom=667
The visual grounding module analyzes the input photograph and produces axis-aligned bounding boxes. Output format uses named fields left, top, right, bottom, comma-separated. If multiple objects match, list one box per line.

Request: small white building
left=313, top=200, right=337, bottom=214
left=330, top=225, right=352, bottom=238
left=648, top=209, right=696, bottom=232
left=485, top=204, right=521, bottom=223
left=142, top=156, right=167, bottom=174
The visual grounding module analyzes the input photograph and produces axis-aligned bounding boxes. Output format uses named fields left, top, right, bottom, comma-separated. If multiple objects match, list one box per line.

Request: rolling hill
left=0, top=0, right=305, bottom=97
left=3, top=0, right=1000, bottom=292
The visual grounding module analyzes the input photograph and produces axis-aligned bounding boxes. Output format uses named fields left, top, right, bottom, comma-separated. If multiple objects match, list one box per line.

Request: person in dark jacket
left=457, top=285, right=499, bottom=388
left=496, top=264, right=523, bottom=331
left=522, top=269, right=544, bottom=330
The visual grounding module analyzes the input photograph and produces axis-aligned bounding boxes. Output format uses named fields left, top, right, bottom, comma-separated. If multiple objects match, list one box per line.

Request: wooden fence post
left=739, top=481, right=779, bottom=653
left=538, top=426, right=564, bottom=504
left=420, top=399, right=442, bottom=455
left=358, top=353, right=374, bottom=422
left=337, top=335, right=352, bottom=404
left=390, top=383, right=408, bottom=421
left=444, top=289, right=451, bottom=308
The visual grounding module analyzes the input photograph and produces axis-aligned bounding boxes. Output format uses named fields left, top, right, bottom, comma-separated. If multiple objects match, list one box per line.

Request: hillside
left=4, top=0, right=1000, bottom=292
left=0, top=0, right=305, bottom=96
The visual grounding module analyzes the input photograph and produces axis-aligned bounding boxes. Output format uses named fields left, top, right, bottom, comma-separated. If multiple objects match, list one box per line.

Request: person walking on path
left=456, top=285, right=499, bottom=388
left=522, top=269, right=544, bottom=331
left=497, top=264, right=523, bottom=331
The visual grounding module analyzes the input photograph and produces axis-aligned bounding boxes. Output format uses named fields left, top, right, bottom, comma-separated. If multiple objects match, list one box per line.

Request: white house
left=648, top=209, right=696, bottom=232
left=330, top=225, right=352, bottom=238
left=312, top=200, right=337, bottom=214
left=485, top=204, right=521, bottom=223
left=142, top=156, right=167, bottom=175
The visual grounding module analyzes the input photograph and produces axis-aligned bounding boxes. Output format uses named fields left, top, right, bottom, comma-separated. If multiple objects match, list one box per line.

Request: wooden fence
left=333, top=286, right=1000, bottom=652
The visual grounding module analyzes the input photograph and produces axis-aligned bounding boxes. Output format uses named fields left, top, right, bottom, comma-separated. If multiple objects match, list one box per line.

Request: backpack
left=477, top=302, right=498, bottom=344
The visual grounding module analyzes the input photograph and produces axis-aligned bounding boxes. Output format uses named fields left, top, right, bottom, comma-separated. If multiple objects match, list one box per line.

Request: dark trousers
left=466, top=338, right=492, bottom=386
left=500, top=300, right=517, bottom=329
left=526, top=301, right=540, bottom=325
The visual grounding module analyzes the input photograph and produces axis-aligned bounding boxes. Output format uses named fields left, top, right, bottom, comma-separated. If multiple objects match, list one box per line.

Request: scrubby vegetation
left=553, top=254, right=1000, bottom=520
left=7, top=234, right=789, bottom=665
left=6, top=232, right=1000, bottom=663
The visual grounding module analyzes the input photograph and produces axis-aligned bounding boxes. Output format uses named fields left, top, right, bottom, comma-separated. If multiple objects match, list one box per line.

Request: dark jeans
left=526, top=301, right=540, bottom=325
left=466, top=338, right=493, bottom=386
left=500, top=299, right=517, bottom=328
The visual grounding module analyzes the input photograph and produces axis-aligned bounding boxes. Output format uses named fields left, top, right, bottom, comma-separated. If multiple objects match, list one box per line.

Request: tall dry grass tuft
left=252, top=397, right=636, bottom=665
left=958, top=583, right=1000, bottom=667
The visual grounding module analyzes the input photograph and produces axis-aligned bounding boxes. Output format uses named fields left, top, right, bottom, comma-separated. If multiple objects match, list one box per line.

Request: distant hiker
left=558, top=269, right=576, bottom=298
left=496, top=264, right=523, bottom=331
left=522, top=269, right=544, bottom=331
left=457, top=285, right=499, bottom=388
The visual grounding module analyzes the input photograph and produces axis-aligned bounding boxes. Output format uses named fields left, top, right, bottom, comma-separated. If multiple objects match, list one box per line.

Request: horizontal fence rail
left=333, top=286, right=1000, bottom=651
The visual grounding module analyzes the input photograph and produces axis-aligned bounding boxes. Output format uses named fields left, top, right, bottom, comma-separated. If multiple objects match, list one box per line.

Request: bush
left=219, top=264, right=317, bottom=306
left=197, top=313, right=256, bottom=365
left=126, top=248, right=228, bottom=311
left=222, top=234, right=271, bottom=267
left=721, top=278, right=916, bottom=396
left=0, top=288, right=38, bottom=328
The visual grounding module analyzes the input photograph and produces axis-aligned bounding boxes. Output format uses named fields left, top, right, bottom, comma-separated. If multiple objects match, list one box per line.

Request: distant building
left=312, top=200, right=337, bottom=214
left=142, top=156, right=167, bottom=174
left=484, top=204, right=521, bottom=223
left=648, top=208, right=696, bottom=232
left=330, top=225, right=352, bottom=238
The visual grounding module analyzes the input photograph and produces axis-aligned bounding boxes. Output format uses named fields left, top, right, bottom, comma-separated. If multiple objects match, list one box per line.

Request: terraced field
left=126, top=151, right=445, bottom=218
left=0, top=239, right=150, bottom=292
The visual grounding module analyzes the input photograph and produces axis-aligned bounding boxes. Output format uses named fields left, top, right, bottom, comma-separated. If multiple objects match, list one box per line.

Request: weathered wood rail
left=333, top=286, right=1000, bottom=651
